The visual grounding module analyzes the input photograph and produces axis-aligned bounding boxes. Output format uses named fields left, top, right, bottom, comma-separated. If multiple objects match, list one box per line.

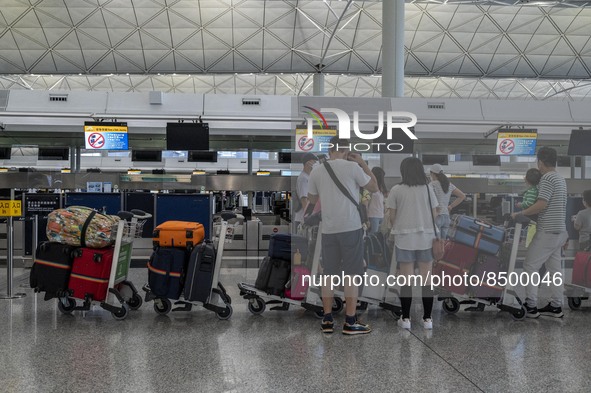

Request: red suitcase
left=432, top=241, right=479, bottom=295
left=471, top=254, right=505, bottom=299
left=572, top=251, right=591, bottom=288
left=68, top=247, right=115, bottom=302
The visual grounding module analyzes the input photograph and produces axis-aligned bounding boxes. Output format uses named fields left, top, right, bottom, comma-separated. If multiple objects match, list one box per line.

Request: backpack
left=364, top=232, right=390, bottom=272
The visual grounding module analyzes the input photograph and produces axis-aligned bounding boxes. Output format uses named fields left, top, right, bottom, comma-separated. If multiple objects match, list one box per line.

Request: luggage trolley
left=57, top=209, right=151, bottom=320
left=238, top=223, right=343, bottom=318
left=436, top=215, right=530, bottom=320
left=143, top=219, right=233, bottom=320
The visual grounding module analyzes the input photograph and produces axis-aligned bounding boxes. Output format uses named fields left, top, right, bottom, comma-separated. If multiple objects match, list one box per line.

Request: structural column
left=382, top=0, right=405, bottom=98
left=313, top=73, right=324, bottom=96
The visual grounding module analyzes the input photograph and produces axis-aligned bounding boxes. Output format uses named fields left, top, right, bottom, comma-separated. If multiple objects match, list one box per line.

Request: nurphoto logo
left=303, top=106, right=418, bottom=152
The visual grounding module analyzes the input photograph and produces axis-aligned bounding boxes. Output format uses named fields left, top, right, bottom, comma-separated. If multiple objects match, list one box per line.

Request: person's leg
left=320, top=233, right=340, bottom=316
left=523, top=231, right=556, bottom=309
left=368, top=217, right=380, bottom=234
left=440, top=215, right=451, bottom=240
left=398, top=252, right=415, bottom=320
left=418, top=259, right=434, bottom=321
left=543, top=232, right=567, bottom=310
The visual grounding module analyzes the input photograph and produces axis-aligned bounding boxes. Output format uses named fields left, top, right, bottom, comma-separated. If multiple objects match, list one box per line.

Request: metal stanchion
left=0, top=216, right=26, bottom=299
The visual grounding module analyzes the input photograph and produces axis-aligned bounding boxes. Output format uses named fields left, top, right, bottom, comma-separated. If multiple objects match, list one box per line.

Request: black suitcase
left=255, top=256, right=273, bottom=291
left=184, top=242, right=216, bottom=303
left=262, top=258, right=291, bottom=296
left=147, top=247, right=187, bottom=300
left=30, top=241, right=77, bottom=300
left=268, top=234, right=309, bottom=261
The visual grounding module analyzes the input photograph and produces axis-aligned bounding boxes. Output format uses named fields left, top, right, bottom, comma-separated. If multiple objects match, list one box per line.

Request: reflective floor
left=1, top=267, right=590, bottom=393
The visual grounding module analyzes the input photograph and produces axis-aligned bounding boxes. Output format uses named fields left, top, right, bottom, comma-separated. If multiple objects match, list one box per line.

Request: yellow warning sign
left=0, top=200, right=22, bottom=217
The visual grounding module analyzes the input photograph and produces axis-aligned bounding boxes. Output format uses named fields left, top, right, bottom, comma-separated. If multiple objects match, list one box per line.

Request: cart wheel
left=332, top=297, right=344, bottom=314
left=216, top=304, right=233, bottom=320
left=111, top=304, right=129, bottom=321
left=568, top=297, right=582, bottom=310
left=442, top=298, right=460, bottom=314
left=154, top=298, right=172, bottom=315
left=511, top=305, right=527, bottom=321
left=127, top=293, right=143, bottom=310
left=391, top=309, right=402, bottom=319
left=57, top=298, right=76, bottom=315
left=247, top=298, right=266, bottom=315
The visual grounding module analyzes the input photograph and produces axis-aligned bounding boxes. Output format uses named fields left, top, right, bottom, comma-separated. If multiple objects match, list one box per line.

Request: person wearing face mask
left=293, top=152, right=318, bottom=231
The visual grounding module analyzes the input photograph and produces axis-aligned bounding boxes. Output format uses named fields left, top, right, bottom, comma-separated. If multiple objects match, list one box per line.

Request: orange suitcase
left=152, top=221, right=205, bottom=249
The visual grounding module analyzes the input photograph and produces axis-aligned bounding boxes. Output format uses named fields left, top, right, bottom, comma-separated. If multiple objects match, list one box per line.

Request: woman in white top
left=386, top=157, right=439, bottom=330
left=367, top=167, right=388, bottom=233
left=429, top=164, right=466, bottom=240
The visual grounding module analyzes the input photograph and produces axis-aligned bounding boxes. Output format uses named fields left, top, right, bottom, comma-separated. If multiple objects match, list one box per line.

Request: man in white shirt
left=293, top=152, right=318, bottom=230
left=308, top=137, right=378, bottom=335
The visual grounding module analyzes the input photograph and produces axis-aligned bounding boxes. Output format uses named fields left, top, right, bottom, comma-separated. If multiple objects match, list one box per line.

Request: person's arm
left=389, top=208, right=397, bottom=225
left=308, top=193, right=318, bottom=205
left=448, top=188, right=466, bottom=212
left=513, top=199, right=548, bottom=218
left=348, top=152, right=378, bottom=193
left=574, top=213, right=582, bottom=231
left=307, top=172, right=319, bottom=206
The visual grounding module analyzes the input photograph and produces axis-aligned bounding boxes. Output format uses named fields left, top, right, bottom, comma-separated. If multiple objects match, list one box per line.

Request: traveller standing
left=428, top=164, right=466, bottom=239
left=367, top=167, right=388, bottom=234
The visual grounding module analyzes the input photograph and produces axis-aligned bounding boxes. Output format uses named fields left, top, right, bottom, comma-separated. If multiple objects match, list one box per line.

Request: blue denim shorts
left=395, top=247, right=433, bottom=263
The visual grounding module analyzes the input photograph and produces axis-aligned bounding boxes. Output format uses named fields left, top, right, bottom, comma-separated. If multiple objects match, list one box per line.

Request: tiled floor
left=0, top=267, right=590, bottom=393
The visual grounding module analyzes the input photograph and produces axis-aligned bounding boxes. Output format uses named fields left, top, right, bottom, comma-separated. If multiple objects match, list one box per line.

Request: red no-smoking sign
left=298, top=136, right=314, bottom=152
left=88, top=133, right=105, bottom=149
left=499, top=139, right=515, bottom=154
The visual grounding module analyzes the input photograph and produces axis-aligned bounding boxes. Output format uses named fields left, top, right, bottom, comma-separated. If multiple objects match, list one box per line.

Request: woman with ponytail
left=429, top=164, right=466, bottom=239
left=367, top=166, right=388, bottom=233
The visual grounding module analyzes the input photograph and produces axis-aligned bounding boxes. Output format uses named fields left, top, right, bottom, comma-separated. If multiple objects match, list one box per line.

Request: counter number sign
left=0, top=200, right=22, bottom=217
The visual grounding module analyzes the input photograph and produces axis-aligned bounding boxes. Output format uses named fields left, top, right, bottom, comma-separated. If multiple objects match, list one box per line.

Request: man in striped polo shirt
left=513, top=147, right=567, bottom=318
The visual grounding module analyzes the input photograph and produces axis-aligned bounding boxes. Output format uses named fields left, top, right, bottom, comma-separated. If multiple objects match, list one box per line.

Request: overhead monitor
left=0, top=147, right=11, bottom=160
left=278, top=152, right=306, bottom=164
left=187, top=151, right=218, bottom=163
left=84, top=122, right=129, bottom=150
left=38, top=147, right=70, bottom=161
left=567, top=129, right=591, bottom=156
left=131, top=150, right=162, bottom=162
left=473, top=155, right=501, bottom=166
left=422, top=154, right=448, bottom=166
left=166, top=122, right=210, bottom=151
left=496, top=129, right=537, bottom=156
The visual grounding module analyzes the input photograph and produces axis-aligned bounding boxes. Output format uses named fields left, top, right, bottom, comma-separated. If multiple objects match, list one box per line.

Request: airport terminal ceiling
left=0, top=0, right=590, bottom=99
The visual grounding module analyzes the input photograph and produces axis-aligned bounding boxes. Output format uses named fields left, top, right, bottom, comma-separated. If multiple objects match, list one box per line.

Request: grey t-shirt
left=537, top=171, right=567, bottom=233
left=575, top=208, right=591, bottom=247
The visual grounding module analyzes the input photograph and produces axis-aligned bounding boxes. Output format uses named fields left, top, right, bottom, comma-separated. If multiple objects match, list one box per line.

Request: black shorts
left=321, top=228, right=365, bottom=276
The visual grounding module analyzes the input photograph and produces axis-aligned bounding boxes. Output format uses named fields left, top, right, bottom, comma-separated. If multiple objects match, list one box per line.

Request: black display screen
left=567, top=130, right=591, bottom=156
left=166, top=123, right=210, bottom=151
left=132, top=150, right=162, bottom=162
left=38, top=147, right=69, bottom=160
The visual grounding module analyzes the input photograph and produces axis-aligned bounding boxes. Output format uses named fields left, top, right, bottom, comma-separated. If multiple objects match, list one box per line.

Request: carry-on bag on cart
left=285, top=265, right=311, bottom=300
left=268, top=234, right=309, bottom=262
left=255, top=257, right=290, bottom=296
left=147, top=247, right=186, bottom=300
left=184, top=241, right=217, bottom=303
left=432, top=241, right=479, bottom=295
left=68, top=247, right=115, bottom=302
left=471, top=254, right=505, bottom=299
left=152, top=221, right=205, bottom=249
left=47, top=206, right=120, bottom=249
left=30, top=241, right=77, bottom=300
left=450, top=215, right=505, bottom=255
left=572, top=251, right=591, bottom=287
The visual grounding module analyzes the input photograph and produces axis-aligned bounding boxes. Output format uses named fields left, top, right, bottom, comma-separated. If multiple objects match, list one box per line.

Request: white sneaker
left=397, top=318, right=411, bottom=329
left=423, top=318, right=433, bottom=330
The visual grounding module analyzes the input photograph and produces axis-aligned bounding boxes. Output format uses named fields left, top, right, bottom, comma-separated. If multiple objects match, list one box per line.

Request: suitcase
left=285, top=265, right=311, bottom=300
left=361, top=268, right=388, bottom=300
left=147, top=247, right=187, bottom=300
left=30, top=241, right=77, bottom=300
left=470, top=254, right=505, bottom=299
left=432, top=242, right=479, bottom=295
left=68, top=247, right=114, bottom=302
left=184, top=242, right=216, bottom=303
left=255, top=256, right=273, bottom=291
left=268, top=234, right=309, bottom=262
left=450, top=215, right=505, bottom=255
left=255, top=257, right=290, bottom=296
left=364, top=232, right=390, bottom=272
left=46, top=206, right=120, bottom=249
left=572, top=251, right=591, bottom=287
left=153, top=221, right=205, bottom=249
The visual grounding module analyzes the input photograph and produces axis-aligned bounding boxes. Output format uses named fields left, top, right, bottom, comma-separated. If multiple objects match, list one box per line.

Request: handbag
left=323, top=161, right=368, bottom=225
left=427, top=185, right=445, bottom=261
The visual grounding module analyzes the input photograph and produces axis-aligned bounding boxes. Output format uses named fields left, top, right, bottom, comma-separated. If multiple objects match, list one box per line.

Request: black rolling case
left=255, top=257, right=290, bottom=296
left=30, top=241, right=77, bottom=300
left=184, top=242, right=217, bottom=303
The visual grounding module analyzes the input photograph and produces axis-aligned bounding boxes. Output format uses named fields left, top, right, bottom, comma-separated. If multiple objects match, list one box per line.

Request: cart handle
left=130, top=209, right=152, bottom=220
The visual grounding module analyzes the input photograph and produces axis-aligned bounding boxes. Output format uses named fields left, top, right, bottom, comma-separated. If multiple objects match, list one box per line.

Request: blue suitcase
left=268, top=234, right=309, bottom=262
left=147, top=247, right=187, bottom=300
left=450, top=215, right=505, bottom=255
